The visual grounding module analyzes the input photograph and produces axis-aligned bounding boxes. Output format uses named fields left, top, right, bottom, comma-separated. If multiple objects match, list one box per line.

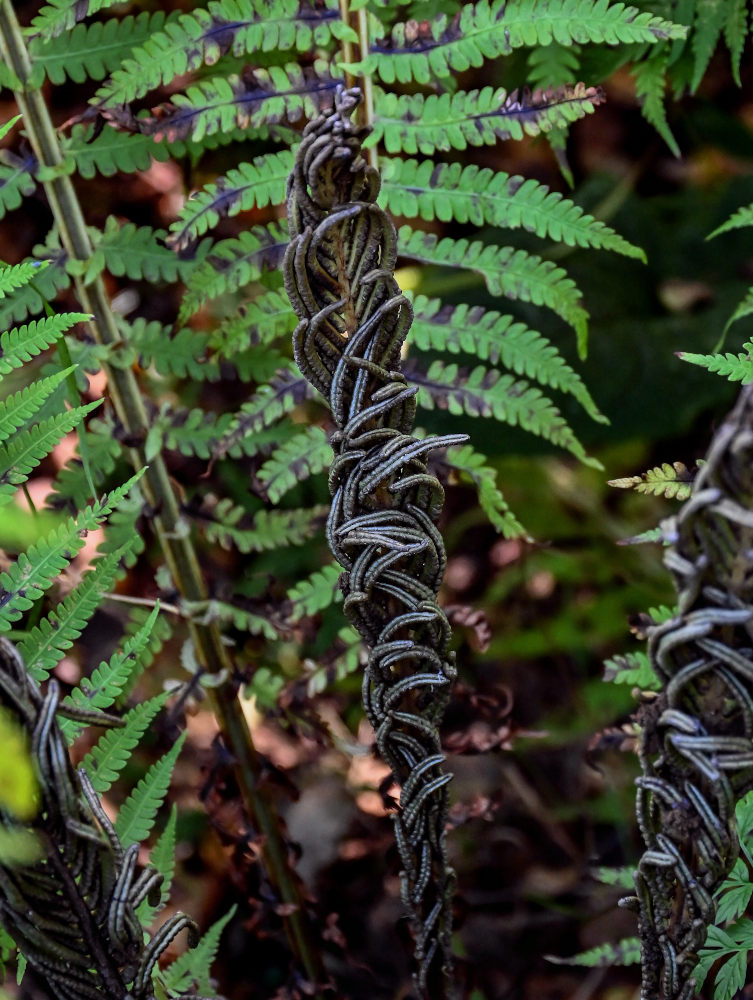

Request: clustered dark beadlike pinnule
left=283, top=87, right=465, bottom=995
left=0, top=637, right=202, bottom=1000
left=624, top=384, right=753, bottom=1000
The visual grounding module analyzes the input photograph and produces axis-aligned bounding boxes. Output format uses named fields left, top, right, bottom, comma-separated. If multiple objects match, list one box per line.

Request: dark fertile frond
left=623, top=384, right=753, bottom=1000
left=283, top=87, right=466, bottom=998
left=0, top=637, right=206, bottom=1000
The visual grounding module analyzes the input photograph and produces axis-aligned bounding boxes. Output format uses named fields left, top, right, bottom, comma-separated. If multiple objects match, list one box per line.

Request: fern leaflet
left=0, top=368, right=73, bottom=445
left=205, top=502, right=327, bottom=553
left=0, top=312, right=89, bottom=374
left=287, top=563, right=342, bottom=621
left=160, top=905, right=237, bottom=995
left=115, top=731, right=187, bottom=848
left=677, top=345, right=753, bottom=382
left=31, top=0, right=134, bottom=38
left=608, top=460, right=695, bottom=499
left=82, top=692, right=170, bottom=795
left=257, top=425, right=330, bottom=503
left=444, top=443, right=525, bottom=538
left=137, top=805, right=178, bottom=926
left=709, top=201, right=753, bottom=239
left=65, top=125, right=171, bottom=180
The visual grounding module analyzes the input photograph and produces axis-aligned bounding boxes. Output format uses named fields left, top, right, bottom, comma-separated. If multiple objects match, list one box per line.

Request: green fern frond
left=690, top=0, right=730, bottom=91
left=179, top=223, right=288, bottom=320
left=58, top=604, right=159, bottom=741
left=608, top=460, right=695, bottom=499
left=409, top=360, right=600, bottom=467
left=48, top=415, right=121, bottom=510
left=95, top=0, right=347, bottom=105
left=205, top=501, right=327, bottom=553
left=30, top=11, right=168, bottom=83
left=0, top=256, right=70, bottom=329
left=0, top=312, right=89, bottom=375
left=82, top=692, right=170, bottom=795
left=155, top=407, right=234, bottom=460
left=708, top=201, right=753, bottom=239
left=409, top=296, right=606, bottom=423
left=0, top=368, right=73, bottom=445
left=632, top=50, right=680, bottom=155
left=257, top=425, right=330, bottom=503
left=723, top=289, right=753, bottom=335
left=444, top=443, right=525, bottom=537
left=18, top=543, right=132, bottom=683
left=122, top=320, right=216, bottom=382
left=30, top=0, right=131, bottom=37
left=546, top=938, right=641, bottom=967
left=214, top=367, right=312, bottom=460
left=160, top=904, right=237, bottom=995
left=202, top=599, right=277, bottom=638
left=345, top=0, right=684, bottom=84
left=0, top=399, right=102, bottom=504
left=0, top=153, right=37, bottom=222
left=603, top=649, right=660, bottom=688
left=381, top=158, right=644, bottom=260
left=397, top=227, right=589, bottom=353
left=370, top=83, right=605, bottom=155
left=97, top=490, right=147, bottom=568
left=167, top=150, right=294, bottom=252
left=65, top=125, right=171, bottom=180
left=208, top=289, right=297, bottom=357
left=287, top=563, right=342, bottom=621
left=134, top=63, right=337, bottom=145
left=677, top=344, right=753, bottom=382
left=98, top=219, right=201, bottom=284
left=0, top=472, right=144, bottom=631
left=723, top=0, right=747, bottom=85
left=137, top=805, right=177, bottom=926
left=527, top=40, right=581, bottom=89
left=115, top=731, right=187, bottom=849
left=0, top=260, right=50, bottom=299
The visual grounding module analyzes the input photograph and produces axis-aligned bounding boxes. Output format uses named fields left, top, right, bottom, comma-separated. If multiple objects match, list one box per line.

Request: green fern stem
left=0, top=3, right=325, bottom=991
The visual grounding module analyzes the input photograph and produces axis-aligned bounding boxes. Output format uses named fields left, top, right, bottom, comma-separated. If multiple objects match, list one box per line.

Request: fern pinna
left=284, top=88, right=466, bottom=996
left=622, top=383, right=753, bottom=1000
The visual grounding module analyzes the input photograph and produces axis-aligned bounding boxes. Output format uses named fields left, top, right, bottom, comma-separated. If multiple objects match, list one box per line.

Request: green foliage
left=257, top=425, right=331, bottom=503
left=81, top=693, right=170, bottom=795
left=444, top=443, right=525, bottom=537
left=678, top=345, right=753, bottom=383
left=287, top=563, right=342, bottom=620
left=205, top=500, right=327, bottom=553
left=160, top=904, right=237, bottom=995
left=608, top=461, right=695, bottom=500
left=546, top=937, right=641, bottom=967
left=115, top=730, right=187, bottom=848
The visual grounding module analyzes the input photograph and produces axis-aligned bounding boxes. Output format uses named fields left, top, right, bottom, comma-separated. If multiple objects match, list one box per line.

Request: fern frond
left=115, top=731, right=187, bottom=848
left=202, top=599, right=278, bottom=639
left=98, top=219, right=200, bottom=284
left=98, top=489, right=147, bottom=568
left=0, top=473, right=143, bottom=631
left=133, top=63, right=337, bottom=144
left=631, top=50, right=679, bottom=155
left=214, top=366, right=312, bottom=460
left=95, top=0, right=347, bottom=105
left=344, top=0, right=685, bottom=83
left=690, top=0, right=730, bottom=91
left=0, top=152, right=37, bottom=222
left=546, top=938, right=641, bottom=968
left=30, top=0, right=127, bottom=37
left=48, top=415, right=122, bottom=511
left=371, top=83, right=605, bottom=155
left=136, top=805, right=177, bottom=926
left=208, top=288, right=297, bottom=357
left=724, top=289, right=753, bottom=335
left=205, top=501, right=327, bottom=553
left=0, top=256, right=70, bottom=329
left=444, top=443, right=525, bottom=537
left=409, top=295, right=606, bottom=423
left=603, top=649, right=660, bottom=688
left=0, top=367, right=73, bottom=445
left=677, top=345, right=753, bottom=382
left=0, top=311, right=89, bottom=375
left=30, top=12, right=167, bottom=83
left=167, top=150, right=294, bottom=251
left=257, top=425, right=330, bottom=503
left=82, top=692, right=170, bottom=794
left=287, top=563, right=341, bottom=621
left=160, top=904, right=237, bottom=995
left=179, top=223, right=288, bottom=319
left=408, top=360, right=600, bottom=467
left=65, top=124, right=171, bottom=180
left=0, top=260, right=50, bottom=299
left=122, top=319, right=216, bottom=382
left=527, top=40, right=581, bottom=89
left=0, top=399, right=102, bottom=504
left=724, top=0, right=747, bottom=85
left=18, top=543, right=133, bottom=683
left=709, top=201, right=753, bottom=239
left=608, top=460, right=695, bottom=499
left=156, top=407, right=234, bottom=459
left=397, top=227, right=589, bottom=353
left=58, top=604, right=159, bottom=741
left=381, top=158, right=644, bottom=260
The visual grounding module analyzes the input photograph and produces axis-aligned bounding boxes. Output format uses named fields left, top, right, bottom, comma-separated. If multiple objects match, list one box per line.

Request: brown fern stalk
left=624, top=383, right=753, bottom=1000
left=283, top=87, right=466, bottom=997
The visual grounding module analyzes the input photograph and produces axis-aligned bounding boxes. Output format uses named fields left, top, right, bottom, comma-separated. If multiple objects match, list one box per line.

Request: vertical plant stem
left=356, top=7, right=378, bottom=169
left=0, top=4, right=325, bottom=991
